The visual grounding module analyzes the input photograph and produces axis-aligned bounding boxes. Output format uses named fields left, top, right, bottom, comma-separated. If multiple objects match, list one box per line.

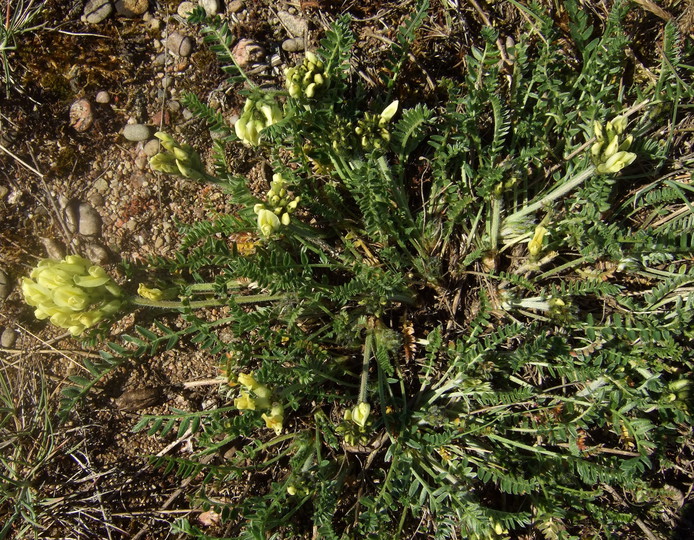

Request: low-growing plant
left=0, top=0, right=44, bottom=97
left=16, top=0, right=694, bottom=537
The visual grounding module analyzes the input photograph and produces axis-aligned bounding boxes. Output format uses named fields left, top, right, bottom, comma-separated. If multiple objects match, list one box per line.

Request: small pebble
left=232, top=38, right=264, bottom=68
left=199, top=0, right=220, bottom=16
left=177, top=1, right=195, bottom=18
left=168, top=100, right=181, bottom=112
left=88, top=192, right=105, bottom=207
left=153, top=52, right=167, bottom=66
left=83, top=0, right=113, bottom=24
left=123, top=123, right=150, bottom=141
left=95, top=90, right=110, bottom=104
left=167, top=32, right=193, bottom=57
left=69, top=99, right=93, bottom=132
left=134, top=154, right=149, bottom=170
left=282, top=37, right=305, bottom=52
left=143, top=139, right=161, bottom=157
left=78, top=203, right=102, bottom=236
left=1, top=328, right=16, bottom=348
left=151, top=109, right=170, bottom=126
left=84, top=243, right=111, bottom=265
left=228, top=0, right=244, bottom=13
left=94, top=178, right=109, bottom=192
left=277, top=10, right=308, bottom=38
left=0, top=185, right=8, bottom=200
left=0, top=268, right=11, bottom=301
left=40, top=237, right=66, bottom=259
left=64, top=202, right=79, bottom=233
left=114, top=0, right=148, bottom=17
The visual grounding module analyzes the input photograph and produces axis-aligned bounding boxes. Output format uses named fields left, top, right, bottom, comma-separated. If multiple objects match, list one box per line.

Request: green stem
left=132, top=293, right=284, bottom=309
left=505, top=165, right=596, bottom=223
left=490, top=196, right=501, bottom=251
left=359, top=328, right=374, bottom=404
left=186, top=279, right=251, bottom=293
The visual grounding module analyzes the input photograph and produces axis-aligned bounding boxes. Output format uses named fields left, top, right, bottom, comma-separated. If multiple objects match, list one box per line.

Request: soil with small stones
left=1, top=0, right=692, bottom=538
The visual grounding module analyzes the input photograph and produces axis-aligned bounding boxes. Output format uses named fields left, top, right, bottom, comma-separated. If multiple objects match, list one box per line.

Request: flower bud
left=351, top=402, right=371, bottom=428
left=528, top=225, right=547, bottom=257
left=257, top=208, right=281, bottom=237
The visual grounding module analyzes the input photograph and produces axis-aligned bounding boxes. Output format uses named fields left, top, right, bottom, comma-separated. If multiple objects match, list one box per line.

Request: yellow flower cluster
left=591, top=115, right=636, bottom=174
left=234, top=96, right=283, bottom=146
left=285, top=51, right=327, bottom=99
left=234, top=372, right=284, bottom=434
left=354, top=101, right=399, bottom=152
left=253, top=173, right=300, bottom=237
left=337, top=402, right=372, bottom=445
left=21, top=255, right=123, bottom=336
left=149, top=132, right=205, bottom=180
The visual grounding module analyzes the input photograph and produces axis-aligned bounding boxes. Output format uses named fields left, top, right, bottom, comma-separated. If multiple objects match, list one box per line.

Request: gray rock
left=143, top=139, right=161, bottom=157
left=177, top=1, right=195, bottom=18
left=84, top=243, right=111, bottom=265
left=114, top=0, right=148, bottom=17
left=83, top=0, right=113, bottom=24
left=94, top=178, right=109, bottom=192
left=40, top=237, right=66, bottom=259
left=1, top=328, right=16, bottom=348
left=153, top=52, right=167, bottom=66
left=78, top=203, right=102, bottom=236
left=277, top=10, right=308, bottom=38
left=228, top=0, right=244, bottom=13
left=88, top=192, right=104, bottom=207
left=95, top=90, right=110, bottom=103
left=199, top=0, right=220, bottom=16
left=281, top=37, right=305, bottom=52
left=0, top=268, right=10, bottom=301
left=167, top=32, right=193, bottom=57
left=123, top=123, right=150, bottom=141
left=64, top=201, right=79, bottom=233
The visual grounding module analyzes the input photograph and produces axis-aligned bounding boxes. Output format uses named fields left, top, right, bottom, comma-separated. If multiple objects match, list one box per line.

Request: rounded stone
left=199, top=0, right=220, bottom=16
left=177, top=1, right=195, bottom=18
left=167, top=32, right=193, bottom=57
left=40, top=237, right=66, bottom=259
left=232, top=38, right=264, bottom=68
left=277, top=10, right=308, bottom=38
left=83, top=0, right=113, bottom=24
left=84, top=243, right=111, bottom=265
left=114, top=0, right=148, bottom=17
left=78, top=203, right=102, bottom=236
left=281, top=37, right=305, bottom=53
left=63, top=202, right=79, bottom=233
left=69, top=99, right=93, bottom=132
left=228, top=0, right=244, bottom=13
left=0, top=268, right=11, bottom=301
left=1, top=328, right=16, bottom=348
left=95, top=90, right=110, bottom=104
left=143, top=139, right=161, bottom=157
left=123, top=123, right=150, bottom=141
